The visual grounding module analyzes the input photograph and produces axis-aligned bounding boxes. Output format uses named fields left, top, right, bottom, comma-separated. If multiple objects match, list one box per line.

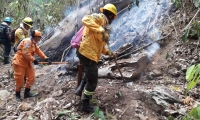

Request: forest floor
left=0, top=6, right=200, bottom=120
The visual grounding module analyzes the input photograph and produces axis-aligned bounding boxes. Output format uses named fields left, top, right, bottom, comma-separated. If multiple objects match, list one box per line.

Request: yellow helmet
left=100, top=3, right=117, bottom=18
left=22, top=17, right=33, bottom=28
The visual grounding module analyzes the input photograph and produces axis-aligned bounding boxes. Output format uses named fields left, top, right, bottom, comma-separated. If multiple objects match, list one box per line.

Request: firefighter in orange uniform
left=12, top=30, right=51, bottom=101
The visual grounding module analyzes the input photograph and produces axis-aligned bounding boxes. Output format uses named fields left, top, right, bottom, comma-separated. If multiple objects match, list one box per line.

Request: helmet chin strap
left=20, top=23, right=29, bottom=31
left=101, top=13, right=112, bottom=30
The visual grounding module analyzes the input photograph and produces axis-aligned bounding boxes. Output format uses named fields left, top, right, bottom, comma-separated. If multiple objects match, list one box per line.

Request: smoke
left=147, top=43, right=160, bottom=58
left=62, top=0, right=172, bottom=61
left=109, top=0, right=171, bottom=57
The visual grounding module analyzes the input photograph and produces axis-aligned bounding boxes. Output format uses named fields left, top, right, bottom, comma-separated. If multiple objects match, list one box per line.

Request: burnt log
left=39, top=0, right=133, bottom=61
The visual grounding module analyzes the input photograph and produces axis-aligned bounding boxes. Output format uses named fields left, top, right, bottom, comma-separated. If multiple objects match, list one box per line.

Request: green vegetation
left=168, top=106, right=200, bottom=120
left=0, top=0, right=75, bottom=29
left=182, top=21, right=200, bottom=42
left=185, top=64, right=200, bottom=95
left=171, top=0, right=200, bottom=42
left=182, top=106, right=200, bottom=120
left=94, top=106, right=106, bottom=120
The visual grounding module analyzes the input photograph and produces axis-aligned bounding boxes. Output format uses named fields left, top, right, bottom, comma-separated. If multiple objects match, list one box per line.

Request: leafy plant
left=57, top=110, right=71, bottom=116
left=0, top=0, right=75, bottom=30
left=166, top=53, right=169, bottom=59
left=168, top=116, right=174, bottom=120
left=171, top=0, right=200, bottom=8
left=181, top=28, right=190, bottom=43
left=181, top=20, right=200, bottom=42
left=182, top=106, right=200, bottom=120
left=135, top=0, right=140, bottom=7
left=189, top=21, right=200, bottom=38
left=94, top=106, right=105, bottom=120
left=171, top=0, right=181, bottom=8
left=193, top=0, right=200, bottom=7
left=28, top=115, right=34, bottom=120
left=185, top=64, right=200, bottom=94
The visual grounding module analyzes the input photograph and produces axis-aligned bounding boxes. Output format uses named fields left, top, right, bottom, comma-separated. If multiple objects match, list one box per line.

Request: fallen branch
left=166, top=12, right=178, bottom=40
left=119, top=107, right=129, bottom=118
left=181, top=8, right=200, bottom=32
left=117, top=30, right=173, bottom=60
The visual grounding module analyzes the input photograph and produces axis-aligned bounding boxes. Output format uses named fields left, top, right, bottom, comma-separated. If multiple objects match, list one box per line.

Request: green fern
left=185, top=64, right=200, bottom=94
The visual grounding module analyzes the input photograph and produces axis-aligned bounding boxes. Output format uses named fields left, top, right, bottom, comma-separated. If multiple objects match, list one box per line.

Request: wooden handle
left=38, top=62, right=68, bottom=64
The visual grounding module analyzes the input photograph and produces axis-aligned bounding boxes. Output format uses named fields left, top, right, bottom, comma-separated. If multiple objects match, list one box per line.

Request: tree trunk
left=39, top=0, right=133, bottom=61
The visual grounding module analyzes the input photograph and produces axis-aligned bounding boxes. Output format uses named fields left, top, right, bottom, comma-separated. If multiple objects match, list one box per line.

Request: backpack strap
left=13, top=38, right=24, bottom=53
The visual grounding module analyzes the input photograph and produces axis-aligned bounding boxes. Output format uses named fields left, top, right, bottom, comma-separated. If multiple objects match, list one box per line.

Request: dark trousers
left=77, top=51, right=98, bottom=99
left=0, top=40, right=11, bottom=57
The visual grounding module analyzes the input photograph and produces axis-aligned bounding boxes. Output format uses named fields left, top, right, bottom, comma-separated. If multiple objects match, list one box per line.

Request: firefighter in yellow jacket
left=12, top=30, right=51, bottom=101
left=75, top=3, right=117, bottom=113
left=14, top=17, right=33, bottom=46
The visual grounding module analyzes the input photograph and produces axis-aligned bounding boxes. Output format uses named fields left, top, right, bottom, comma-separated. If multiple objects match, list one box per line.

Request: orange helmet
left=34, top=30, right=42, bottom=37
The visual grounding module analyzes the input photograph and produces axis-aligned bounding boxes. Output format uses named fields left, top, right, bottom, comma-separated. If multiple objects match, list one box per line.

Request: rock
left=163, top=107, right=187, bottom=116
left=98, top=67, right=113, bottom=77
left=0, top=90, right=10, bottom=100
left=63, top=103, right=72, bottom=109
left=19, top=102, right=32, bottom=111
left=34, top=98, right=56, bottom=111
left=99, top=52, right=150, bottom=80
left=168, top=68, right=181, bottom=77
left=52, top=90, right=63, bottom=97
left=152, top=69, right=163, bottom=77
left=139, top=86, right=182, bottom=113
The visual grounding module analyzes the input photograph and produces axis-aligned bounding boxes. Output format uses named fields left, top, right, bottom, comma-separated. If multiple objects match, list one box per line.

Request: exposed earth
left=1, top=6, right=200, bottom=120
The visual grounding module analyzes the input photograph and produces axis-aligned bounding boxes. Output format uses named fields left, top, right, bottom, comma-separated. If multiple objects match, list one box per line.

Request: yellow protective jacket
left=78, top=13, right=109, bottom=62
left=12, top=38, right=47, bottom=68
left=14, top=27, right=28, bottom=45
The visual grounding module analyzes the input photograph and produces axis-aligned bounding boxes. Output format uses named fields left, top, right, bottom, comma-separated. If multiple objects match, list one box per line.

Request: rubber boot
left=3, top=57, right=9, bottom=64
left=81, top=94, right=95, bottom=113
left=15, top=91, right=21, bottom=102
left=75, top=78, right=86, bottom=96
left=24, top=88, right=38, bottom=99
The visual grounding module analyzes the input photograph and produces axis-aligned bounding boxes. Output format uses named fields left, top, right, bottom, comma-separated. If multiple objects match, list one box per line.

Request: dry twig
left=117, top=29, right=173, bottom=60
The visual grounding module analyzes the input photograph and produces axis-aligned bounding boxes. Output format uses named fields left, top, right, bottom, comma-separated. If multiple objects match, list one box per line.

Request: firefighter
left=14, top=17, right=33, bottom=46
left=14, top=17, right=33, bottom=84
left=12, top=30, right=51, bottom=101
left=0, top=17, right=12, bottom=64
left=75, top=3, right=117, bottom=113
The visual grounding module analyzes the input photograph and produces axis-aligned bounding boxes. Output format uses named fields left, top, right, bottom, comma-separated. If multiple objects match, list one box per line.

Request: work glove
left=102, top=29, right=110, bottom=43
left=45, top=58, right=52, bottom=65
left=33, top=60, right=39, bottom=65
left=107, top=51, right=115, bottom=58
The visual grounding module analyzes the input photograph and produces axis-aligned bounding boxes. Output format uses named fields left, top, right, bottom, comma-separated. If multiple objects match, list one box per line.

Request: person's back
left=14, top=27, right=28, bottom=45
left=0, top=17, right=12, bottom=64
left=14, top=17, right=33, bottom=46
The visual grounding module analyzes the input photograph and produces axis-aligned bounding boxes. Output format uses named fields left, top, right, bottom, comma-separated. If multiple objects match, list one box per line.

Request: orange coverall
left=12, top=38, right=47, bottom=92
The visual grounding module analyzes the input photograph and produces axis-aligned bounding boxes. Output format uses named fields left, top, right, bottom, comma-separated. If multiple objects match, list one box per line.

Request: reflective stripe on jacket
left=78, top=13, right=109, bottom=62
left=12, top=38, right=47, bottom=68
